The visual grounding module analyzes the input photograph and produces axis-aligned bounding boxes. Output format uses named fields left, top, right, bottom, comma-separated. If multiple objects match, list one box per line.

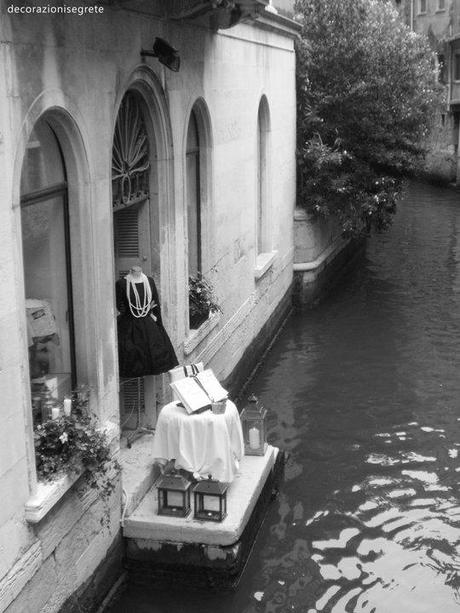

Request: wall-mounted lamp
left=141, top=37, right=180, bottom=72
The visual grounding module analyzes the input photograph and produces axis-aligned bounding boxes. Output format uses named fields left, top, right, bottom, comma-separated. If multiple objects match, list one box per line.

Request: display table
left=152, top=400, right=244, bottom=483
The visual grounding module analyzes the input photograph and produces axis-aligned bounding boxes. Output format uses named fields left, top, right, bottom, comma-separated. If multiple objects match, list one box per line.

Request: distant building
left=395, top=0, right=460, bottom=182
left=0, top=1, right=299, bottom=609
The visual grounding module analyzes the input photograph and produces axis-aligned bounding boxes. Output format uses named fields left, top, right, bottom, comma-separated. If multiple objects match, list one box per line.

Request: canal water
left=110, top=182, right=460, bottom=612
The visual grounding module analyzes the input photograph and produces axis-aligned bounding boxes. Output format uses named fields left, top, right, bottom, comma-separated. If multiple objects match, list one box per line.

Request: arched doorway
left=112, top=90, right=159, bottom=435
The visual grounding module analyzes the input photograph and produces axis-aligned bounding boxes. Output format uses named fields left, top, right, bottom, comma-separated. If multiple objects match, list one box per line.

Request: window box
left=190, top=312, right=209, bottom=330
left=184, top=310, right=220, bottom=356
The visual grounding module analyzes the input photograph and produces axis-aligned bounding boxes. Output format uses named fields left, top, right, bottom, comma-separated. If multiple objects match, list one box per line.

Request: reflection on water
left=109, top=182, right=460, bottom=612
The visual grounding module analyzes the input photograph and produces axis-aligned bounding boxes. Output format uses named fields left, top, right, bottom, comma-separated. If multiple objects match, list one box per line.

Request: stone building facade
left=0, top=1, right=299, bottom=610
left=395, top=0, right=460, bottom=183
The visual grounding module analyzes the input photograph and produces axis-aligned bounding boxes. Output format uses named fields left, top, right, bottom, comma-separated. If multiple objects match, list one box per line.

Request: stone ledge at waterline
left=293, top=208, right=365, bottom=306
left=123, top=447, right=285, bottom=589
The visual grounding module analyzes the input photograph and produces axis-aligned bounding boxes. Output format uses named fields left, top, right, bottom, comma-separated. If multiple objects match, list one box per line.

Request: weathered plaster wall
left=0, top=10, right=38, bottom=611
left=0, top=2, right=297, bottom=610
left=3, top=485, right=121, bottom=613
left=180, top=22, right=297, bottom=378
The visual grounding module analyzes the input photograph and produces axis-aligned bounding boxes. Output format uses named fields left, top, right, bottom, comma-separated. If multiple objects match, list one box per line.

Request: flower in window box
left=188, top=273, right=222, bottom=329
left=33, top=385, right=119, bottom=501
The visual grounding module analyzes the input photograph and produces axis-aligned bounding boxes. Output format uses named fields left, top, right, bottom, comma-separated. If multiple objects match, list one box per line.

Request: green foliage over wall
left=295, top=0, right=437, bottom=236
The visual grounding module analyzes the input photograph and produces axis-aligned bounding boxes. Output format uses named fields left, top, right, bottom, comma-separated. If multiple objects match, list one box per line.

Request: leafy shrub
left=295, top=0, right=438, bottom=236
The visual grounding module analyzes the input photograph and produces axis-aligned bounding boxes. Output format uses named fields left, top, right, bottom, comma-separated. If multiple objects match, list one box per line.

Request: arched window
left=20, top=118, right=75, bottom=422
left=185, top=101, right=213, bottom=331
left=257, top=97, right=270, bottom=256
left=186, top=109, right=201, bottom=277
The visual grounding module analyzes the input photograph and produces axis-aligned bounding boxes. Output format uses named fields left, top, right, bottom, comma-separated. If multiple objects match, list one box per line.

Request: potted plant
left=33, top=385, right=119, bottom=500
left=188, top=273, right=222, bottom=330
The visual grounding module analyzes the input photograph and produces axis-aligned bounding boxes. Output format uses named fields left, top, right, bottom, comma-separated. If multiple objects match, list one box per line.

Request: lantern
left=156, top=471, right=192, bottom=517
left=41, top=388, right=56, bottom=422
left=240, top=394, right=267, bottom=456
left=193, top=475, right=228, bottom=522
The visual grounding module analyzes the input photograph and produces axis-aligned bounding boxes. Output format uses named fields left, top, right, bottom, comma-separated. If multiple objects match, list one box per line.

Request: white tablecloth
left=152, top=399, right=244, bottom=483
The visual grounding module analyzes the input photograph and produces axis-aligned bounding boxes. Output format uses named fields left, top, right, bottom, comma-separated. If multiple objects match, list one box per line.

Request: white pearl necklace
left=125, top=272, right=153, bottom=318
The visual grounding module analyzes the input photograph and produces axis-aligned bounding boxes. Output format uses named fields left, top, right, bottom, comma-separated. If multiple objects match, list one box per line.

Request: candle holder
left=193, top=475, right=228, bottom=522
left=41, top=388, right=55, bottom=422
left=156, top=471, right=192, bottom=518
left=240, top=394, right=267, bottom=456
left=211, top=401, right=226, bottom=415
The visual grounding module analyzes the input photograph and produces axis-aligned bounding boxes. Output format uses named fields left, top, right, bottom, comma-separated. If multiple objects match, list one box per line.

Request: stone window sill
left=184, top=311, right=220, bottom=356
left=25, top=421, right=119, bottom=524
left=254, top=250, right=277, bottom=281
left=25, top=468, right=83, bottom=523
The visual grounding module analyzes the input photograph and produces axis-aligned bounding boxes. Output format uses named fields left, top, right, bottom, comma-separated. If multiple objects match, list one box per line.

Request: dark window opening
left=454, top=55, right=460, bottom=81
left=438, top=54, right=446, bottom=84
left=186, top=110, right=201, bottom=279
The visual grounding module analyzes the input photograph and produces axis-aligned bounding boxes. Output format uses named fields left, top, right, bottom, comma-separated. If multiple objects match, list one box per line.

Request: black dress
left=116, top=276, right=178, bottom=378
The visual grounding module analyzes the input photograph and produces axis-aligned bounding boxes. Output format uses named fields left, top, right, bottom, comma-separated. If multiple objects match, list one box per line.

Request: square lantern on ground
left=156, top=472, right=191, bottom=517
left=193, top=475, right=228, bottom=522
left=240, top=395, right=267, bottom=456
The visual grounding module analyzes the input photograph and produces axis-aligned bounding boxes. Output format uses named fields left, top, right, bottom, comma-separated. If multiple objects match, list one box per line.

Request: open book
left=169, top=368, right=228, bottom=414
left=195, top=369, right=228, bottom=403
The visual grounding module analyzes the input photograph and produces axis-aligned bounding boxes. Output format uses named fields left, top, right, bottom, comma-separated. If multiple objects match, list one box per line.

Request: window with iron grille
left=112, top=92, right=150, bottom=211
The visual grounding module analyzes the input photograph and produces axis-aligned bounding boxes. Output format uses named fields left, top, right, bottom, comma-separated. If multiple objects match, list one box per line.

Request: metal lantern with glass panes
left=240, top=394, right=267, bottom=456
left=193, top=475, right=228, bottom=522
left=156, top=471, right=191, bottom=517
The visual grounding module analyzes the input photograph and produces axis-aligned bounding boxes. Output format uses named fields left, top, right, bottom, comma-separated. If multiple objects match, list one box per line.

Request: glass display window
left=20, top=119, right=75, bottom=422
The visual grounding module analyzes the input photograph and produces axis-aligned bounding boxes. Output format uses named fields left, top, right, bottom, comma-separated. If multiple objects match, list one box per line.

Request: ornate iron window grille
left=112, top=93, right=150, bottom=211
